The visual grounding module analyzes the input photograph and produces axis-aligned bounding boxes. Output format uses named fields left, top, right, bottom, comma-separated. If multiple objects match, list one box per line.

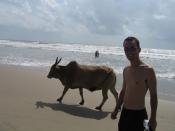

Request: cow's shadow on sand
left=35, top=101, right=110, bottom=120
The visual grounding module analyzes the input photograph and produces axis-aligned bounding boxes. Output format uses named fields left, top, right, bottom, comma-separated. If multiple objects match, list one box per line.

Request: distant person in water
left=111, top=36, right=158, bottom=131
left=95, top=50, right=99, bottom=58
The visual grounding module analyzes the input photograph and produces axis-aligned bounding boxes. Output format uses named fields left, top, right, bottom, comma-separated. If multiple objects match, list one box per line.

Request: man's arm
left=147, top=68, right=158, bottom=131
left=111, top=68, right=127, bottom=119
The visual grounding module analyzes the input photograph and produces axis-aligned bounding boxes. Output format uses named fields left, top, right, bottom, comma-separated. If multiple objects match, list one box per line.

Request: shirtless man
left=111, top=37, right=158, bottom=131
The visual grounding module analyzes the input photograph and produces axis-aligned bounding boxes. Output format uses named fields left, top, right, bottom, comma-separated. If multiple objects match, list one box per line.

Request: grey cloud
left=64, top=0, right=125, bottom=35
left=0, top=0, right=175, bottom=49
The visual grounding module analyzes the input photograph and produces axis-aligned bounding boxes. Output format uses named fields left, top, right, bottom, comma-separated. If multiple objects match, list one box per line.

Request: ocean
left=1, top=39, right=175, bottom=80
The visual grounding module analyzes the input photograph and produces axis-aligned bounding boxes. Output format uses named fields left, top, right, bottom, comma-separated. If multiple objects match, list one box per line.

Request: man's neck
left=130, top=59, right=143, bottom=67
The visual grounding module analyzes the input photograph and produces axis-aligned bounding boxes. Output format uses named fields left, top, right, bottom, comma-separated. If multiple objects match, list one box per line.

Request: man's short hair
left=123, top=36, right=140, bottom=48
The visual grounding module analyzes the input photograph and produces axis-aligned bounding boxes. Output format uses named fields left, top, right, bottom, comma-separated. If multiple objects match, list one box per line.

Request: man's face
left=123, top=40, right=140, bottom=61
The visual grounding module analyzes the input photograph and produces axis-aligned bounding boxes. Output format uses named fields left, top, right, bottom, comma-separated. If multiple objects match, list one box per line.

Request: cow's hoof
left=79, top=101, right=84, bottom=105
left=57, top=98, right=62, bottom=103
left=95, top=106, right=102, bottom=111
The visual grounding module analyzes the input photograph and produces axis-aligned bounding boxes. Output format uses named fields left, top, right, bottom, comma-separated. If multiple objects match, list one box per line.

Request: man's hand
left=149, top=118, right=157, bottom=131
left=111, top=111, right=118, bottom=119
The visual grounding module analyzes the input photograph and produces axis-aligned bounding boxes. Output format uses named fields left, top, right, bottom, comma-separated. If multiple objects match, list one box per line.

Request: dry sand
left=0, top=65, right=175, bottom=131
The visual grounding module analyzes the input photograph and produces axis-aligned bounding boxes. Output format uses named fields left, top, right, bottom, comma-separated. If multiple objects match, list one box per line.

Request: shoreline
left=0, top=64, right=175, bottom=131
left=1, top=64, right=175, bottom=102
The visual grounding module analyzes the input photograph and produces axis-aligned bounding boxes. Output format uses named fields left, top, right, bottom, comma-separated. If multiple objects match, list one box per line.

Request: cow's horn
left=57, top=57, right=62, bottom=64
left=55, top=57, right=58, bottom=64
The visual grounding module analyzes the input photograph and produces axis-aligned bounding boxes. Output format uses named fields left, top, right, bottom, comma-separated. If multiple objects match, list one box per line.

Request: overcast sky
left=0, top=0, right=175, bottom=49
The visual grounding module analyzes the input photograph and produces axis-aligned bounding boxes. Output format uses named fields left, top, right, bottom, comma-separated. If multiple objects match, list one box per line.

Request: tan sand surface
left=0, top=65, right=175, bottom=131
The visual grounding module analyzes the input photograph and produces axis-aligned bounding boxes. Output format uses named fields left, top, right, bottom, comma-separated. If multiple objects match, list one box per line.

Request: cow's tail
left=100, top=69, right=116, bottom=89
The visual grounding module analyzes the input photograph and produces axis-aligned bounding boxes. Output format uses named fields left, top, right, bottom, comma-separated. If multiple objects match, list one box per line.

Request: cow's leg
left=109, top=76, right=119, bottom=111
left=109, top=87, right=118, bottom=107
left=79, top=88, right=84, bottom=105
left=95, top=88, right=108, bottom=111
left=57, top=87, right=69, bottom=103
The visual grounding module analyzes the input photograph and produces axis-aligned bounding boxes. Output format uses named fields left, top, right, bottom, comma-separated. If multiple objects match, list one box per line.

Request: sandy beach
left=0, top=65, right=175, bottom=131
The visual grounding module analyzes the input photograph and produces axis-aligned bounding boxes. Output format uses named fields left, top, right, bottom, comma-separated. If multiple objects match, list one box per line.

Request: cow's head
left=47, top=57, right=62, bottom=79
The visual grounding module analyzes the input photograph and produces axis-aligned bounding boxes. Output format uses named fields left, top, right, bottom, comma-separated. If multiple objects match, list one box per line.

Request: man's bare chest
left=125, top=68, right=147, bottom=86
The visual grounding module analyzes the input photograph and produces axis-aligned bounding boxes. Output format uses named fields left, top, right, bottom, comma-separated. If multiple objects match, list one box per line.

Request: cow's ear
left=56, top=65, right=60, bottom=69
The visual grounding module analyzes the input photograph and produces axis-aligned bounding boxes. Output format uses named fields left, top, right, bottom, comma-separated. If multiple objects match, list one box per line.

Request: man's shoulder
left=124, top=66, right=130, bottom=69
left=143, top=65, right=155, bottom=77
left=143, top=64, right=154, bottom=71
left=123, top=66, right=130, bottom=72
